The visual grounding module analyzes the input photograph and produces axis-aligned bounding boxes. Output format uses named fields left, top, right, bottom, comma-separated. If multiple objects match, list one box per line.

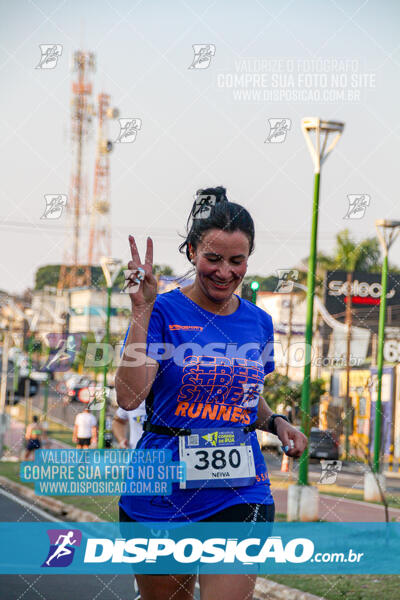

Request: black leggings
left=119, top=501, right=275, bottom=523
left=119, top=502, right=274, bottom=578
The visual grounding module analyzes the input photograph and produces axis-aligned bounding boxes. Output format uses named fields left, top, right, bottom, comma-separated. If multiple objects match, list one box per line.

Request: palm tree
left=316, top=229, right=381, bottom=273
left=153, top=264, right=175, bottom=276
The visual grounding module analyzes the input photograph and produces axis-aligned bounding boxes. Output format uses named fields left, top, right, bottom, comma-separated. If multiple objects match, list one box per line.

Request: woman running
left=116, top=186, right=307, bottom=600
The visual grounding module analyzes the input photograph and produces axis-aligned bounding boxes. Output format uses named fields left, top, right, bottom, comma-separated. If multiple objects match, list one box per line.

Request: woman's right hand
left=126, top=235, right=158, bottom=308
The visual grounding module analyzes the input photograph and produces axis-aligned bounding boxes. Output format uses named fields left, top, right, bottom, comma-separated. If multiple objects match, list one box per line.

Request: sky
left=1, top=0, right=400, bottom=294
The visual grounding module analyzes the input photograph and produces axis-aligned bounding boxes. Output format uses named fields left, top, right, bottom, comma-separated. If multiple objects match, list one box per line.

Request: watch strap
left=267, top=414, right=289, bottom=435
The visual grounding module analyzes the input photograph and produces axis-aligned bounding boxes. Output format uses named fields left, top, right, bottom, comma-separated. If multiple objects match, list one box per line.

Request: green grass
left=317, top=489, right=400, bottom=512
left=47, top=429, right=74, bottom=446
left=265, top=574, right=400, bottom=600
left=275, top=513, right=286, bottom=522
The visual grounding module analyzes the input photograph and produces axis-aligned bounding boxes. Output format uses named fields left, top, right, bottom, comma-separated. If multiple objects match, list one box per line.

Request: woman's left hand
left=275, top=419, right=308, bottom=458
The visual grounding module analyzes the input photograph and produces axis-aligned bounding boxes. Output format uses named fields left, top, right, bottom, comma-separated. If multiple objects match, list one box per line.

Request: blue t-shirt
left=119, top=287, right=275, bottom=522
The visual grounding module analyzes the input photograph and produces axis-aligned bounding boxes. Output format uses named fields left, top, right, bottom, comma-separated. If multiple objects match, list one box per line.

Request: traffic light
left=250, top=280, right=260, bottom=304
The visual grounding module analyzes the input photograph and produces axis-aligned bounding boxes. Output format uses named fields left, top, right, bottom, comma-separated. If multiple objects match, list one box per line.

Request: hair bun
left=179, top=185, right=255, bottom=264
left=214, top=186, right=228, bottom=203
left=195, top=186, right=228, bottom=204
left=190, top=186, right=229, bottom=221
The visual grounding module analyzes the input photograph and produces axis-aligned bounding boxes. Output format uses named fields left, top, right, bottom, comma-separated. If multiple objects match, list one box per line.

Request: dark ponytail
left=178, top=186, right=255, bottom=262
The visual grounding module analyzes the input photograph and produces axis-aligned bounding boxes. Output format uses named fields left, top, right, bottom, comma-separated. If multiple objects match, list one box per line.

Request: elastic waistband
left=143, top=421, right=257, bottom=436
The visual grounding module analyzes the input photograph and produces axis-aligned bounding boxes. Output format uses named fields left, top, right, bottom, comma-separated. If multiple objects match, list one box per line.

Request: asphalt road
left=0, top=487, right=143, bottom=600
left=30, top=388, right=85, bottom=429
left=0, top=488, right=205, bottom=600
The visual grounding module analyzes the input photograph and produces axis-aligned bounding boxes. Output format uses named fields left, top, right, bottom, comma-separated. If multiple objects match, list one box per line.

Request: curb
left=384, top=470, right=400, bottom=479
left=0, top=476, right=102, bottom=522
left=0, top=476, right=327, bottom=599
left=254, top=578, right=326, bottom=600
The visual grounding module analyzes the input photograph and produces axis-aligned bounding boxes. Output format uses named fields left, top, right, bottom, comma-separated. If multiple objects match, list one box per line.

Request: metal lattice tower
left=88, top=93, right=119, bottom=269
left=58, top=50, right=95, bottom=290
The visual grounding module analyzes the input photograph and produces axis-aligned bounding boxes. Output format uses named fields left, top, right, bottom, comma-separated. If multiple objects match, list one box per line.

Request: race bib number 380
left=179, top=428, right=256, bottom=489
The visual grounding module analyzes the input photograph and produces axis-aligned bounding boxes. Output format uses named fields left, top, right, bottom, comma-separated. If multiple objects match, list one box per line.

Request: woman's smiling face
left=190, top=228, right=250, bottom=302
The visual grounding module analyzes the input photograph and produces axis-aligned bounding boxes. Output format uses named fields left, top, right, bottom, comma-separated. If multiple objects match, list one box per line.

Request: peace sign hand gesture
left=126, top=236, right=158, bottom=308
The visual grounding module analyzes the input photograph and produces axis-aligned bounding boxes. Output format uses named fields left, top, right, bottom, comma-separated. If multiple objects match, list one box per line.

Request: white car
left=8, top=350, right=47, bottom=381
left=30, top=371, right=48, bottom=382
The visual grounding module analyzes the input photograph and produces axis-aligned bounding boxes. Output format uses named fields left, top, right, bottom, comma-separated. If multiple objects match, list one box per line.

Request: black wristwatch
left=267, top=414, right=290, bottom=435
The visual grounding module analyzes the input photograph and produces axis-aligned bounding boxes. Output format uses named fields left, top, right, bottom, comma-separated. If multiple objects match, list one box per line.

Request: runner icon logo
left=188, top=44, right=216, bottom=69
left=344, top=194, right=370, bottom=219
left=265, top=118, right=291, bottom=143
left=42, top=529, right=82, bottom=568
left=35, top=44, right=63, bottom=69
left=115, top=118, right=142, bottom=143
left=202, top=432, right=219, bottom=446
left=242, top=383, right=263, bottom=408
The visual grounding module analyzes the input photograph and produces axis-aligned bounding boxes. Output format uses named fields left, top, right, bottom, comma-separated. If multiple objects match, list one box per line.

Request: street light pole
left=287, top=118, right=344, bottom=522
left=250, top=280, right=259, bottom=304
left=344, top=271, right=354, bottom=461
left=99, top=256, right=121, bottom=449
left=373, top=220, right=400, bottom=473
left=43, top=341, right=50, bottom=424
left=98, top=284, right=112, bottom=449
left=24, top=334, right=34, bottom=427
left=298, top=118, right=344, bottom=488
left=298, top=169, right=320, bottom=486
left=0, top=324, right=11, bottom=459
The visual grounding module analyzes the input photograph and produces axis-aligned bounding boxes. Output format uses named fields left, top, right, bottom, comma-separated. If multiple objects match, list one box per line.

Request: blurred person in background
left=112, top=404, right=146, bottom=448
left=112, top=325, right=147, bottom=449
left=24, top=415, right=45, bottom=460
left=73, top=407, right=97, bottom=449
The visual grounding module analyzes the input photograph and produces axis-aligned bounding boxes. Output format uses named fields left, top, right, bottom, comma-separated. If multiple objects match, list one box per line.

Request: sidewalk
left=271, top=485, right=400, bottom=521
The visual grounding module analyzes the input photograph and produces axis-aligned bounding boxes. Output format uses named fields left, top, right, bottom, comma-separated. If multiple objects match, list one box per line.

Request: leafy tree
left=35, top=263, right=176, bottom=291
left=35, top=265, right=106, bottom=290
left=153, top=264, right=175, bottom=276
left=263, top=372, right=326, bottom=427
left=35, top=265, right=60, bottom=290
left=90, top=267, right=107, bottom=288
left=72, top=333, right=93, bottom=374
left=262, top=372, right=300, bottom=415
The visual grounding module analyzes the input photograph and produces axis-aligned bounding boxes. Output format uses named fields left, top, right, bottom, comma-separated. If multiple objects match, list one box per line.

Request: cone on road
left=281, top=453, right=289, bottom=473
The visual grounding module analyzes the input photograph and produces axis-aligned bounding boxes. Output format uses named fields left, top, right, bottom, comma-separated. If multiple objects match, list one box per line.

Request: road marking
left=0, top=487, right=61, bottom=522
